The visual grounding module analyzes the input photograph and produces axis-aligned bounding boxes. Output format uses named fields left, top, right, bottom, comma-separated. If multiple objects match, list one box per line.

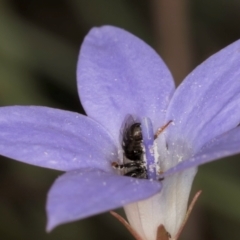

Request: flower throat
left=112, top=116, right=172, bottom=180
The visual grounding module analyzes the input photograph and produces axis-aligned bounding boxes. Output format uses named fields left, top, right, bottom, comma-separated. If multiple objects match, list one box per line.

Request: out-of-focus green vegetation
left=0, top=0, right=240, bottom=239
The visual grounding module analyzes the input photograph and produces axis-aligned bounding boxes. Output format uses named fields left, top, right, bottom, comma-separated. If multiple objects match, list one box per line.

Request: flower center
left=112, top=116, right=172, bottom=181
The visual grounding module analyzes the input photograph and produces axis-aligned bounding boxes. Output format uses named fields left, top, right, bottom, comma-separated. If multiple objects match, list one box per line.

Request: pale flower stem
left=110, top=191, right=201, bottom=240
left=174, top=190, right=202, bottom=240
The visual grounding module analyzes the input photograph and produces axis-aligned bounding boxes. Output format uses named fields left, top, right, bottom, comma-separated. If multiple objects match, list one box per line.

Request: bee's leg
left=157, top=170, right=165, bottom=181
left=111, top=161, right=122, bottom=169
left=154, top=120, right=173, bottom=139
left=125, top=167, right=147, bottom=179
left=111, top=161, right=140, bottom=170
left=158, top=176, right=165, bottom=181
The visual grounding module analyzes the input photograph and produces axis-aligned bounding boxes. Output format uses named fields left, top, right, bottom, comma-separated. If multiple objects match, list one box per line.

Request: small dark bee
left=112, top=116, right=147, bottom=179
left=111, top=117, right=172, bottom=180
left=122, top=122, right=142, bottom=160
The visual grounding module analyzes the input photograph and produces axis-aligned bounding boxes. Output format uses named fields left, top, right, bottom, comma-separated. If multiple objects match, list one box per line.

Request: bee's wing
left=119, top=114, right=135, bottom=145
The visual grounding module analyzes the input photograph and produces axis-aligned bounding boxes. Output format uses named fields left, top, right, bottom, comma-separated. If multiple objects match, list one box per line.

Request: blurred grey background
left=0, top=0, right=240, bottom=239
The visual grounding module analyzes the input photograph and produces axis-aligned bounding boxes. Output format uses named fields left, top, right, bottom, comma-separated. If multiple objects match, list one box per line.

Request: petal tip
left=46, top=220, right=55, bottom=233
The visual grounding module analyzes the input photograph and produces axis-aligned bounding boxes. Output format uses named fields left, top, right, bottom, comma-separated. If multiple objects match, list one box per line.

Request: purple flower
left=0, top=26, right=240, bottom=240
